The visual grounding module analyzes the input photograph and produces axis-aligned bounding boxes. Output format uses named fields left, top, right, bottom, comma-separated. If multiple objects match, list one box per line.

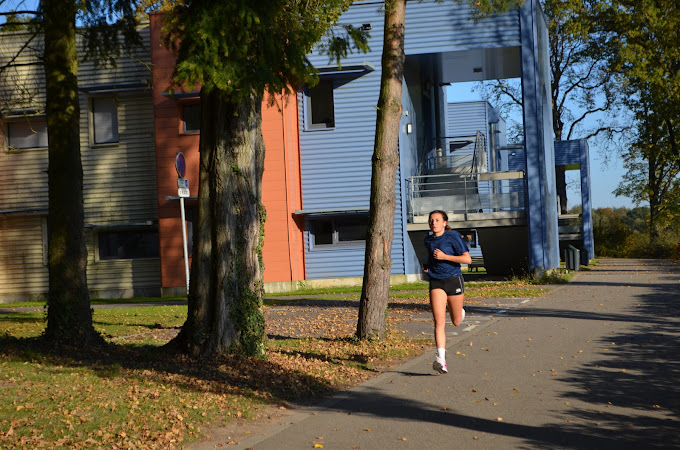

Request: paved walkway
left=191, top=258, right=680, bottom=449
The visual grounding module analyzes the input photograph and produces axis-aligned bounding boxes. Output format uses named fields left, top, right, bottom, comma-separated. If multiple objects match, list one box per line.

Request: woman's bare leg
left=447, top=294, right=465, bottom=326
left=430, top=288, right=448, bottom=349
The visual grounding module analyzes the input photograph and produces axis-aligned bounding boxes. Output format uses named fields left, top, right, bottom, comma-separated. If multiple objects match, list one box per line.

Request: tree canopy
left=164, top=0, right=363, bottom=99
left=595, top=0, right=680, bottom=241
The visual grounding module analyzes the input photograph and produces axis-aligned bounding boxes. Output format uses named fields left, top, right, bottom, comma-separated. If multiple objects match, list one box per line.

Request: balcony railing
left=406, top=171, right=526, bottom=221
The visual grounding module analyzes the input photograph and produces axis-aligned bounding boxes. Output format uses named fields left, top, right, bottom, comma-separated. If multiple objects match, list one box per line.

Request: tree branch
left=0, top=10, right=41, bottom=16
left=0, top=31, right=41, bottom=75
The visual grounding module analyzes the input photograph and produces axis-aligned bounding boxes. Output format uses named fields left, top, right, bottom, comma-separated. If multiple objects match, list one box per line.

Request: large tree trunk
left=43, top=0, right=101, bottom=346
left=356, top=0, right=405, bottom=340
left=170, top=87, right=266, bottom=358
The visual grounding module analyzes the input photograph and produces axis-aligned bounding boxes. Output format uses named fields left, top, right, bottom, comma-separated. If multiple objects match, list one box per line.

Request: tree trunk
left=648, top=153, right=661, bottom=246
left=170, top=87, right=266, bottom=358
left=356, top=0, right=405, bottom=340
left=555, top=165, right=568, bottom=214
left=43, top=0, right=101, bottom=346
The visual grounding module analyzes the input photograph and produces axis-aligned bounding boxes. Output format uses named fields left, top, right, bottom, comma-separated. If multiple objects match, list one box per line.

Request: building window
left=182, top=103, right=200, bottom=134
left=98, top=229, right=160, bottom=260
left=5, top=119, right=48, bottom=149
left=310, top=215, right=367, bottom=247
left=92, top=97, right=119, bottom=144
left=305, top=78, right=335, bottom=129
left=461, top=230, right=478, bottom=248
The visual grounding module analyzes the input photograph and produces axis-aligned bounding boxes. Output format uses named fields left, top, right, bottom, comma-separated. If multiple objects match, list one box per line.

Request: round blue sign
left=175, top=152, right=186, bottom=178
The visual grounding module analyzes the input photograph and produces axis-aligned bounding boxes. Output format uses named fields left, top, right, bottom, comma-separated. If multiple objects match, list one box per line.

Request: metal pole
left=179, top=197, right=190, bottom=295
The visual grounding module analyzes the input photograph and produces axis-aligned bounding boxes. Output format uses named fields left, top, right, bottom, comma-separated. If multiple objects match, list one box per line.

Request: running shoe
left=461, top=307, right=466, bottom=323
left=433, top=356, right=448, bottom=374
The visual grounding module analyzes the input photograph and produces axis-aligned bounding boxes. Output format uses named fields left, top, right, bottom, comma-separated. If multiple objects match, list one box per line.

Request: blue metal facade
left=298, top=0, right=560, bottom=279
left=519, top=0, right=560, bottom=272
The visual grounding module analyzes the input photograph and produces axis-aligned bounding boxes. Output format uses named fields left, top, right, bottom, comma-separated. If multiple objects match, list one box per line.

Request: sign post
left=175, top=152, right=190, bottom=295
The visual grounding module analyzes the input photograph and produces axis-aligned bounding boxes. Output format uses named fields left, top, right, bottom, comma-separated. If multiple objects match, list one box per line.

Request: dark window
left=306, top=79, right=335, bottom=129
left=92, top=97, right=119, bottom=144
left=313, top=220, right=334, bottom=245
left=336, top=218, right=368, bottom=242
left=6, top=119, right=48, bottom=149
left=98, top=230, right=160, bottom=260
left=311, top=215, right=367, bottom=247
left=461, top=230, right=478, bottom=248
left=182, top=104, right=201, bottom=133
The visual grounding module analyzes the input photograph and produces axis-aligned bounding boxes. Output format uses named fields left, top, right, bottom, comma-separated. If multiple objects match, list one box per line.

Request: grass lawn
left=0, top=277, right=560, bottom=447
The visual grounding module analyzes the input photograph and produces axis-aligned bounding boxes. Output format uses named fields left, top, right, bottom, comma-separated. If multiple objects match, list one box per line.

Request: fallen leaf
left=497, top=417, right=503, bottom=421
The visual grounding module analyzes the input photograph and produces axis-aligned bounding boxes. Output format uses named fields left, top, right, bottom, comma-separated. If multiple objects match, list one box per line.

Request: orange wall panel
left=150, top=13, right=305, bottom=290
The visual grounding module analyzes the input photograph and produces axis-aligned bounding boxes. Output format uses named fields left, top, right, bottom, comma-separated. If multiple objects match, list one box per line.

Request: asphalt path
left=196, top=258, right=680, bottom=450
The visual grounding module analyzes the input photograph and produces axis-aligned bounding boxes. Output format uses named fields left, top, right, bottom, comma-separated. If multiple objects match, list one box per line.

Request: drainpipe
left=489, top=121, right=498, bottom=172
left=489, top=122, right=499, bottom=209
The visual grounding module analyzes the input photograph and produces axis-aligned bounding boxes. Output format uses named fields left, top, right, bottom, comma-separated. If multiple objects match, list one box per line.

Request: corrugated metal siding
left=0, top=25, right=159, bottom=300
left=0, top=148, right=49, bottom=211
left=554, top=140, right=581, bottom=166
left=0, top=32, right=46, bottom=111
left=80, top=95, right=157, bottom=225
left=0, top=216, right=48, bottom=299
left=445, top=101, right=489, bottom=165
left=301, top=2, right=406, bottom=279
left=447, top=102, right=488, bottom=138
left=399, top=80, right=422, bottom=275
left=405, top=0, right=520, bottom=55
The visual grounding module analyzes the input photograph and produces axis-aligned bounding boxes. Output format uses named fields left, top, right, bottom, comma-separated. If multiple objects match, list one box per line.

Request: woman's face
left=428, top=213, right=447, bottom=235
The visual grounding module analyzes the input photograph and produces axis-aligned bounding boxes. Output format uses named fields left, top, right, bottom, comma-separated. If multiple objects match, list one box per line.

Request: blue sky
left=447, top=82, right=636, bottom=210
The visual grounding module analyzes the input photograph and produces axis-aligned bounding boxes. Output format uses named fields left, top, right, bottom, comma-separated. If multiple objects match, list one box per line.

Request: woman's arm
left=433, top=249, right=472, bottom=265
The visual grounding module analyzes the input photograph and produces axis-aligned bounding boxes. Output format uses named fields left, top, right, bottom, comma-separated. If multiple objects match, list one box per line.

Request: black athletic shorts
left=429, top=275, right=465, bottom=296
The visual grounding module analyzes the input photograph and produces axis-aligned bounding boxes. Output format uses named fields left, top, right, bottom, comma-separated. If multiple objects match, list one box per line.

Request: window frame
left=3, top=116, right=49, bottom=151
left=309, top=214, right=368, bottom=249
left=90, top=96, right=119, bottom=145
left=95, top=227, right=160, bottom=262
left=303, top=78, right=335, bottom=131
left=181, top=102, right=201, bottom=135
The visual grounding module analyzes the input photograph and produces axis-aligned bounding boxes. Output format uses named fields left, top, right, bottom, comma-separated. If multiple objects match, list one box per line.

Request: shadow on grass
left=0, top=334, right=342, bottom=406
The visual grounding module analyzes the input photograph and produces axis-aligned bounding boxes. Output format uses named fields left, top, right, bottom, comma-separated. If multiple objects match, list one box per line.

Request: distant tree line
left=590, top=206, right=680, bottom=260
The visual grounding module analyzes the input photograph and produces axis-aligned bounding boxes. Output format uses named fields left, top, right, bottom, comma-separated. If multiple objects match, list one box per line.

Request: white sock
left=437, top=348, right=446, bottom=360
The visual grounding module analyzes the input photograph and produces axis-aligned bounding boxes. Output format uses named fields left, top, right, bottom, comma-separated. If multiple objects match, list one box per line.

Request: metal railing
left=426, top=132, right=487, bottom=174
left=406, top=171, right=526, bottom=220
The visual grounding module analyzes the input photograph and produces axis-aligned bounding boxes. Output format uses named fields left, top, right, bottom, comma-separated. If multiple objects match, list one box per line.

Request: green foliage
left=317, top=23, right=370, bottom=67
left=593, top=206, right=680, bottom=258
left=0, top=12, right=39, bottom=31
left=165, top=0, right=358, bottom=100
left=468, top=0, right=525, bottom=17
left=595, top=0, right=680, bottom=237
left=477, top=0, right=624, bottom=145
left=76, top=0, right=144, bottom=67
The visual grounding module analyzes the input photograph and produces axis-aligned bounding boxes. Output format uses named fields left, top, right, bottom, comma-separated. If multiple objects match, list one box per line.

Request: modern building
left=0, top=0, right=592, bottom=301
left=297, top=0, right=566, bottom=277
left=0, top=24, right=159, bottom=301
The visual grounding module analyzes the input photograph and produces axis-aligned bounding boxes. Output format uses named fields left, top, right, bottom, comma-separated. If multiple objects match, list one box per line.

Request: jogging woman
left=423, top=210, right=471, bottom=374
